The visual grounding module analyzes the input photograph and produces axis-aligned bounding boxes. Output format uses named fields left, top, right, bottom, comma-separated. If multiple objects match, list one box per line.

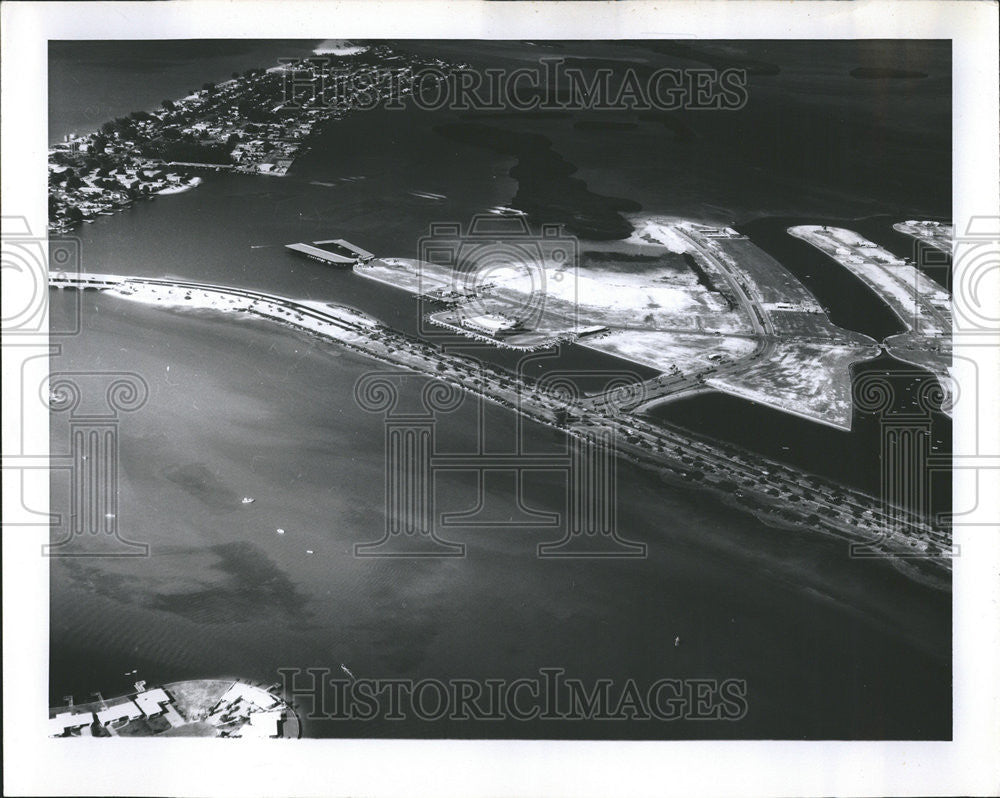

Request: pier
left=285, top=238, right=375, bottom=265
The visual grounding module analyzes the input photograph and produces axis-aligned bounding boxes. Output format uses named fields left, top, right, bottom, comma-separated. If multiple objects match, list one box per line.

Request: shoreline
left=50, top=272, right=952, bottom=590
left=48, top=678, right=300, bottom=739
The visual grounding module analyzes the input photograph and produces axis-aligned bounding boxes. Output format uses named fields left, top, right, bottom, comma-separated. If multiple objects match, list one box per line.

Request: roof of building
left=462, top=313, right=517, bottom=334
left=318, top=239, right=375, bottom=261
left=49, top=711, right=92, bottom=736
left=241, top=709, right=283, bottom=737
left=96, top=701, right=143, bottom=725
left=134, top=688, right=171, bottom=716
left=217, top=682, right=281, bottom=712
left=285, top=242, right=355, bottom=264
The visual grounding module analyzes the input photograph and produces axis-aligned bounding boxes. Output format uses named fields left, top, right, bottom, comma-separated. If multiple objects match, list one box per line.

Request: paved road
left=50, top=273, right=951, bottom=573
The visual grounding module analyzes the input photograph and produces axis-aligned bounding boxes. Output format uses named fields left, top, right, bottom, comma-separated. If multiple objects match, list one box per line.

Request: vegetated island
left=48, top=44, right=468, bottom=233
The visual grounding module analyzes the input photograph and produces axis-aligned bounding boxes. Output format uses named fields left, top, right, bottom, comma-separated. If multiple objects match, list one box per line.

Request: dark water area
left=850, top=67, right=929, bottom=80
left=409, top=40, right=950, bottom=224
left=49, top=40, right=319, bottom=144
left=434, top=121, right=641, bottom=240
left=647, top=351, right=952, bottom=518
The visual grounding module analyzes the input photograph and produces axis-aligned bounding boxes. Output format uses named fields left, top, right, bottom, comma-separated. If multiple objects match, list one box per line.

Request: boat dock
left=285, top=238, right=375, bottom=266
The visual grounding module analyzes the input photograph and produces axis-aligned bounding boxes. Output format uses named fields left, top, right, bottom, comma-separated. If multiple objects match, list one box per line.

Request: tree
left=162, top=99, right=176, bottom=111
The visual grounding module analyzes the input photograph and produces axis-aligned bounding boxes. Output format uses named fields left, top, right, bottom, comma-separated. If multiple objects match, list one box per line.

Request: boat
left=488, top=205, right=527, bottom=217
left=241, top=496, right=255, bottom=504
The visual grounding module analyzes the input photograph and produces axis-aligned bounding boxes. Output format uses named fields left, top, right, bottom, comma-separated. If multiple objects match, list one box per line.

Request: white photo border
left=2, top=2, right=998, bottom=796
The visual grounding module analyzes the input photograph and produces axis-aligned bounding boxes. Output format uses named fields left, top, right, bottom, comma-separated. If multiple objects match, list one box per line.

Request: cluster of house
left=206, top=681, right=286, bottom=739
left=48, top=680, right=290, bottom=739
left=47, top=69, right=316, bottom=229
left=230, top=137, right=297, bottom=176
left=49, top=45, right=471, bottom=232
left=48, top=685, right=182, bottom=737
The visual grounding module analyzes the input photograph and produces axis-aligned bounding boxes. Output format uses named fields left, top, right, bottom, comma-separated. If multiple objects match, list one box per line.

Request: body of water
left=49, top=290, right=950, bottom=739
left=47, top=40, right=952, bottom=739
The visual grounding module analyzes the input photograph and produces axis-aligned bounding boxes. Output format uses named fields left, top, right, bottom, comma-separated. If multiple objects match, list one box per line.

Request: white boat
left=241, top=496, right=255, bottom=504
left=488, top=205, right=526, bottom=217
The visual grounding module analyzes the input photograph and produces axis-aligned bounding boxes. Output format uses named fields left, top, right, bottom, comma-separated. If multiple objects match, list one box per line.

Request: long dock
left=285, top=239, right=375, bottom=265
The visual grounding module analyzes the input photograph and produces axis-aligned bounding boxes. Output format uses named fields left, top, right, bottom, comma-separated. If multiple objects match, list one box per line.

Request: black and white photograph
left=2, top=2, right=998, bottom=796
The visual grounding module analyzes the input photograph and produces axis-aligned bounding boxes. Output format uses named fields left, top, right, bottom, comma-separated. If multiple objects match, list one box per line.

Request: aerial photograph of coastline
left=46, top=38, right=953, bottom=741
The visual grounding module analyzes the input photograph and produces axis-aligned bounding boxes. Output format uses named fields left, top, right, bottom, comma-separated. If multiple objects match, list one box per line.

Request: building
left=285, top=238, right=375, bottom=266
left=133, top=687, right=185, bottom=728
left=48, top=711, right=93, bottom=737
left=460, top=312, right=520, bottom=336
left=238, top=709, right=284, bottom=738
left=134, top=688, right=172, bottom=717
left=213, top=681, right=281, bottom=712
left=96, top=701, right=143, bottom=734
